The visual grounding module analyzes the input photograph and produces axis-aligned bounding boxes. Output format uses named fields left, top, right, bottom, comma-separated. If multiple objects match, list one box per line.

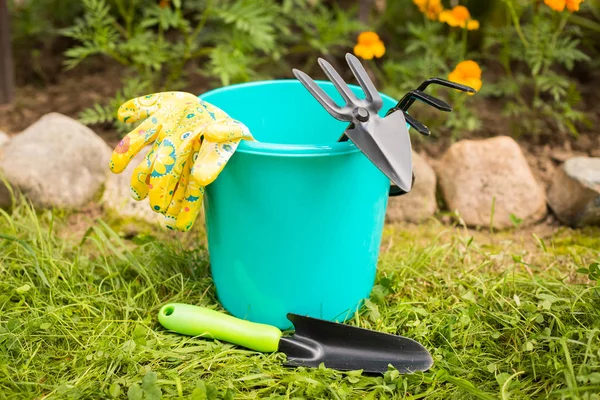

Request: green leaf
left=15, top=284, right=31, bottom=294
left=208, top=44, right=255, bottom=86
left=535, top=314, right=544, bottom=324
left=384, top=368, right=400, bottom=383
left=346, top=374, right=361, bottom=384
left=207, top=385, right=219, bottom=400
left=496, top=372, right=512, bottom=387
left=190, top=385, right=207, bottom=400
left=109, top=383, right=121, bottom=398
left=214, top=0, right=278, bottom=53
left=7, top=319, right=19, bottom=332
left=362, top=299, right=381, bottom=322
left=122, top=339, right=136, bottom=353
left=223, top=389, right=235, bottom=400
left=577, top=268, right=590, bottom=274
left=133, top=324, right=147, bottom=338
left=141, top=371, right=162, bottom=400
left=588, top=263, right=600, bottom=280
left=371, top=284, right=389, bottom=304
left=509, top=214, right=523, bottom=227
left=589, top=372, right=600, bottom=384
left=462, top=291, right=476, bottom=302
left=127, top=384, right=143, bottom=400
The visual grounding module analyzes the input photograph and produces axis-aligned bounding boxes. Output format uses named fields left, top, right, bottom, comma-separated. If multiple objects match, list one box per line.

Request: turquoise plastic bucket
left=199, top=80, right=398, bottom=329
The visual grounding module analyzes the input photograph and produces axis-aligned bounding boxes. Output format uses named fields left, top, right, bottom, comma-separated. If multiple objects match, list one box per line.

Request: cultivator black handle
left=389, top=77, right=476, bottom=137
left=387, top=77, right=476, bottom=196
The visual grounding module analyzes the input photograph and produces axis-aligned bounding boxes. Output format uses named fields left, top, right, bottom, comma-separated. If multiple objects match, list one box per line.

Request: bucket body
left=199, top=80, right=398, bottom=329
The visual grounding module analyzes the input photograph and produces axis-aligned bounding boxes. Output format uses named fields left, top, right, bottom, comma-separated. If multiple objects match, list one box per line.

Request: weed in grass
left=1, top=199, right=599, bottom=399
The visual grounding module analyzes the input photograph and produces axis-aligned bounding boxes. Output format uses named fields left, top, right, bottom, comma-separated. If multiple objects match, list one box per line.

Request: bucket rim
left=198, top=79, right=399, bottom=157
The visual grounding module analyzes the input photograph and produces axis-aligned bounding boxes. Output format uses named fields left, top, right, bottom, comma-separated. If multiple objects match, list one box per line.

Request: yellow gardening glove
left=109, top=91, right=253, bottom=232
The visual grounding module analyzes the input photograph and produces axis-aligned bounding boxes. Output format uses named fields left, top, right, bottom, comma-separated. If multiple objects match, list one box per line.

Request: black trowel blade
left=278, top=313, right=433, bottom=374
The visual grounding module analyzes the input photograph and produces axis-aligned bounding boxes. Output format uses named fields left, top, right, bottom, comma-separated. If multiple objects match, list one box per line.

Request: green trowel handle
left=158, top=303, right=282, bottom=353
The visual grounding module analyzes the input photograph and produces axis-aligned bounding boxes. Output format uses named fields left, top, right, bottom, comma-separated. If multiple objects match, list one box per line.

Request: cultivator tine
left=386, top=78, right=477, bottom=137
left=404, top=113, right=430, bottom=136
left=416, top=77, right=476, bottom=93
left=345, top=53, right=383, bottom=111
left=396, top=90, right=452, bottom=113
left=317, top=58, right=359, bottom=105
left=403, top=77, right=476, bottom=110
left=293, top=69, right=351, bottom=121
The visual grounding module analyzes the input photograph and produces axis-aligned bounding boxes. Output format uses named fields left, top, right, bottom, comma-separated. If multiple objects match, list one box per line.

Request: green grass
left=1, top=200, right=599, bottom=400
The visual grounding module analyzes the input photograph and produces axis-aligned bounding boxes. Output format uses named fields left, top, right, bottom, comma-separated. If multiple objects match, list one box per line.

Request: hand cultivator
left=294, top=53, right=476, bottom=196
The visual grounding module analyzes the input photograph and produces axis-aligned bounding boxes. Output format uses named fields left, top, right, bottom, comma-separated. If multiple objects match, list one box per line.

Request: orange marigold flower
left=353, top=32, right=386, bottom=60
left=412, top=0, right=443, bottom=20
left=544, top=0, right=566, bottom=11
left=544, top=0, right=585, bottom=12
left=467, top=20, right=480, bottom=30
left=566, top=0, right=584, bottom=11
left=439, top=5, right=479, bottom=30
left=448, top=60, right=482, bottom=95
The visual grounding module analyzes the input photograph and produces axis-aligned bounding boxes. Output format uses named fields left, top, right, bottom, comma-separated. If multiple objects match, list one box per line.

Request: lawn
left=1, top=200, right=599, bottom=399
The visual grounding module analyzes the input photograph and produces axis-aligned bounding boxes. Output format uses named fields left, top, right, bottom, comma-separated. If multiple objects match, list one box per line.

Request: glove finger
left=163, top=160, right=190, bottom=230
left=147, top=130, right=198, bottom=214
left=129, top=146, right=157, bottom=201
left=117, top=91, right=199, bottom=124
left=145, top=138, right=178, bottom=214
left=163, top=135, right=199, bottom=228
left=175, top=187, right=205, bottom=232
left=191, top=138, right=242, bottom=187
left=171, top=139, right=204, bottom=232
left=175, top=178, right=205, bottom=232
left=117, top=93, right=165, bottom=124
left=203, top=120, right=253, bottom=142
left=110, top=117, right=162, bottom=174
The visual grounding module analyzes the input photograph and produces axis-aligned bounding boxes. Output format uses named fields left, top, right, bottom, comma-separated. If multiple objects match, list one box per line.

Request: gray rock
left=0, top=131, right=9, bottom=147
left=101, top=148, right=163, bottom=225
left=0, top=113, right=112, bottom=209
left=437, top=136, right=547, bottom=229
left=547, top=157, right=600, bottom=227
left=386, top=151, right=437, bottom=223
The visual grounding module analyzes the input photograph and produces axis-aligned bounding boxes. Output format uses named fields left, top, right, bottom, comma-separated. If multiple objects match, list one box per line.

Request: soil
left=0, top=61, right=126, bottom=144
left=0, top=58, right=214, bottom=147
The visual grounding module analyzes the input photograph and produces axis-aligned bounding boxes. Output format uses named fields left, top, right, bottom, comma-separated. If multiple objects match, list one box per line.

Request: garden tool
left=385, top=90, right=453, bottom=136
left=158, top=303, right=434, bottom=374
left=399, top=77, right=476, bottom=111
left=109, top=92, right=253, bottom=232
left=385, top=79, right=476, bottom=138
left=294, top=53, right=475, bottom=196
left=293, top=54, right=415, bottom=194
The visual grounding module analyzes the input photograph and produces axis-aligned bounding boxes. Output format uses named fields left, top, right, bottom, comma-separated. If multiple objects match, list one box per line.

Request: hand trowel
left=158, top=303, right=433, bottom=374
